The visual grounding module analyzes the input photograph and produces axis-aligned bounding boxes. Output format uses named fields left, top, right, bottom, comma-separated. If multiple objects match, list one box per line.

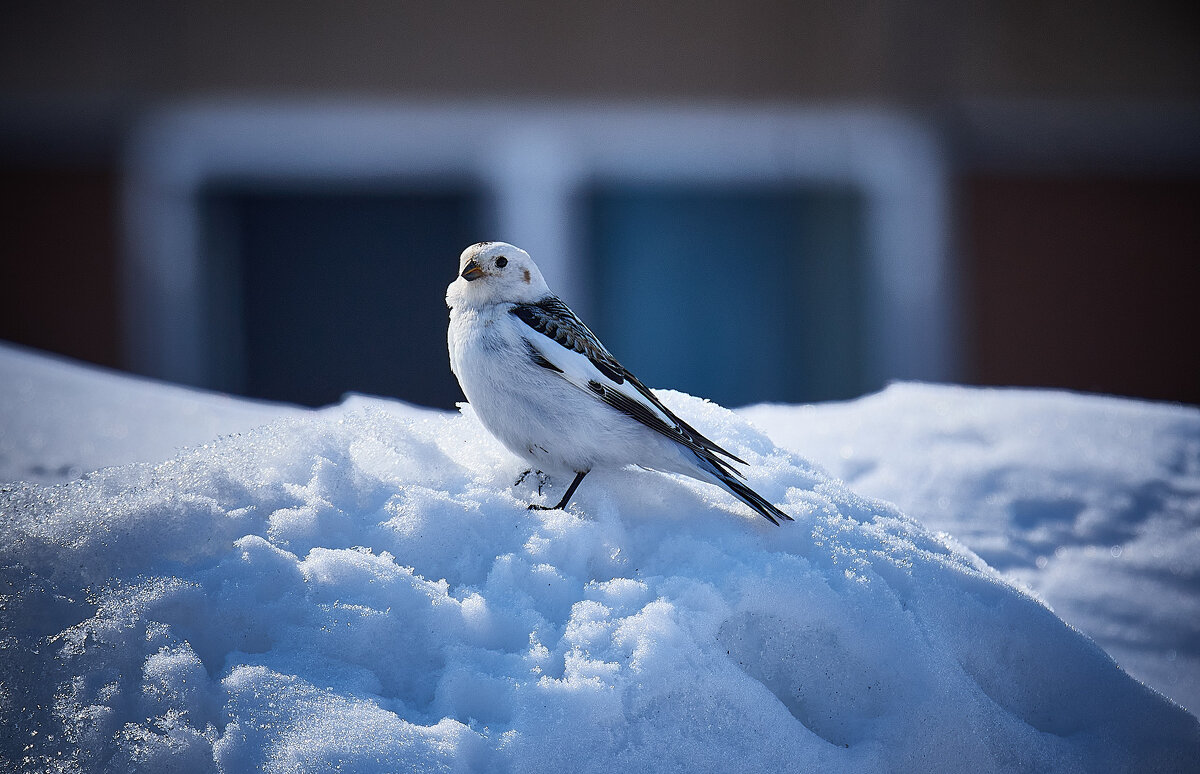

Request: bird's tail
left=696, top=454, right=793, bottom=526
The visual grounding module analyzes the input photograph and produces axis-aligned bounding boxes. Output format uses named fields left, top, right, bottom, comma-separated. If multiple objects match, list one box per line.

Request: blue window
left=586, top=184, right=868, bottom=405
left=201, top=186, right=482, bottom=407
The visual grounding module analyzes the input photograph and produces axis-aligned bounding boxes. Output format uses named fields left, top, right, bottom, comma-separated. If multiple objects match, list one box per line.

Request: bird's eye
left=495, top=256, right=508, bottom=268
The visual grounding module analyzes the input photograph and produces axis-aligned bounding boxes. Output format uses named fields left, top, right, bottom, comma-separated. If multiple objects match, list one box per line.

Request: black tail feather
left=714, top=469, right=793, bottom=526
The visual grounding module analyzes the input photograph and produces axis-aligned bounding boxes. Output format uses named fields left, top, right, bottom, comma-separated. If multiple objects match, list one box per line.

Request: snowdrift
left=2, top=386, right=1197, bottom=773
left=746, top=383, right=1200, bottom=713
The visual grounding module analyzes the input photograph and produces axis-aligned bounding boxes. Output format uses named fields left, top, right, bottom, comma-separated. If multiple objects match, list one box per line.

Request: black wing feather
left=523, top=339, right=562, bottom=373
left=511, top=298, right=625, bottom=384
left=584, top=380, right=738, bottom=472
left=584, top=379, right=790, bottom=524
left=511, top=295, right=790, bottom=526
left=510, top=296, right=745, bottom=468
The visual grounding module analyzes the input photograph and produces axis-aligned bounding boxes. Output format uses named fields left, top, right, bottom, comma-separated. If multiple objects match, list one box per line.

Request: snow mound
left=745, top=383, right=1200, bottom=712
left=0, top=342, right=302, bottom=483
left=2, top=392, right=1197, bottom=772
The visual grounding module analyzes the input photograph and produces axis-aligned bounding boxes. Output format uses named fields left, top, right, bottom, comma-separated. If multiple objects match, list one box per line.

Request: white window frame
left=123, top=102, right=956, bottom=393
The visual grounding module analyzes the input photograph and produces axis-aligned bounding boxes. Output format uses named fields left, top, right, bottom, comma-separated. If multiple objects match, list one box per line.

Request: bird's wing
left=510, top=297, right=746, bottom=471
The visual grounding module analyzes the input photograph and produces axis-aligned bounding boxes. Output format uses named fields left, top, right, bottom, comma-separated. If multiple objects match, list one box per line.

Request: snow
left=2, top=344, right=1198, bottom=772
left=743, top=385, right=1200, bottom=713
left=0, top=343, right=302, bottom=483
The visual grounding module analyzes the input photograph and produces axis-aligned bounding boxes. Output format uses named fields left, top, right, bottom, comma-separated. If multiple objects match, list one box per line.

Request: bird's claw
left=514, top=468, right=548, bottom=495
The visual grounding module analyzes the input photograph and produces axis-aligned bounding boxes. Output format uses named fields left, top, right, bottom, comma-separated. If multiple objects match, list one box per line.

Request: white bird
left=446, top=241, right=793, bottom=526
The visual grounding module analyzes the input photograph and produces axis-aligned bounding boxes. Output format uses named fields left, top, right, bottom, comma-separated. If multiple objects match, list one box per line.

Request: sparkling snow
left=744, top=384, right=1200, bottom=714
left=2, top=344, right=1198, bottom=772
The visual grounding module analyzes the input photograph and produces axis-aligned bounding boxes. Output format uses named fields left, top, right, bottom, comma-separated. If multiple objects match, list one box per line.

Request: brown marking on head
left=523, top=268, right=531, bottom=283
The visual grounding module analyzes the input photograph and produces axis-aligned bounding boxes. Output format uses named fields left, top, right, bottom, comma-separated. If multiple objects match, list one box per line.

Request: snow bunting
left=446, top=241, right=792, bottom=525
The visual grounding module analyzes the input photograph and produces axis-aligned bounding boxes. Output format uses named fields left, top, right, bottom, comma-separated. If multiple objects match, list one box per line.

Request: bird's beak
left=460, top=259, right=484, bottom=282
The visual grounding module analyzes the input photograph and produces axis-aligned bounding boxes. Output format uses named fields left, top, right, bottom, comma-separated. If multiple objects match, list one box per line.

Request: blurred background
left=2, top=1, right=1197, bottom=410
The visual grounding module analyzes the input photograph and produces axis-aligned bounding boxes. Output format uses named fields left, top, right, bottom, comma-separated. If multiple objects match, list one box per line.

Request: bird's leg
left=528, top=470, right=588, bottom=511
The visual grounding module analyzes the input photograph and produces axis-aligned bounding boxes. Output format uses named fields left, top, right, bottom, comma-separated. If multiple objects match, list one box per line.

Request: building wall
left=2, top=2, right=1197, bottom=403
left=3, top=2, right=1197, bottom=101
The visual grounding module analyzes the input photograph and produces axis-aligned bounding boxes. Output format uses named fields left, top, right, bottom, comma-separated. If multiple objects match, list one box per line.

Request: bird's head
left=447, top=241, right=551, bottom=308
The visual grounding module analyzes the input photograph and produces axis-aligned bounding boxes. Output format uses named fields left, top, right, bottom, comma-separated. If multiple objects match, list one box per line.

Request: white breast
left=447, top=305, right=660, bottom=474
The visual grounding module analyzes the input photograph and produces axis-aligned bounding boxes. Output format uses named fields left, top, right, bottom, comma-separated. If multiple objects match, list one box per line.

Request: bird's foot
left=513, top=468, right=549, bottom=495
left=525, top=470, right=588, bottom=512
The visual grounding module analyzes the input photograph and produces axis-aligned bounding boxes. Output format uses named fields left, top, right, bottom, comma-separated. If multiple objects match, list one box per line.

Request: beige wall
left=2, top=2, right=1197, bottom=104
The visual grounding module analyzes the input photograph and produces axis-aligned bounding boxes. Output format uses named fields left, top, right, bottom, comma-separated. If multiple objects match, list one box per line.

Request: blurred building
left=2, top=2, right=1198, bottom=407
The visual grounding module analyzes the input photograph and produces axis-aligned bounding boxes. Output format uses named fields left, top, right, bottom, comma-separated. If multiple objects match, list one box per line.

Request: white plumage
left=446, top=241, right=792, bottom=525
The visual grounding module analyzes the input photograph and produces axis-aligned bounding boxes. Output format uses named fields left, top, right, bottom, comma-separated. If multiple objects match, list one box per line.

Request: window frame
left=122, top=102, right=956, bottom=393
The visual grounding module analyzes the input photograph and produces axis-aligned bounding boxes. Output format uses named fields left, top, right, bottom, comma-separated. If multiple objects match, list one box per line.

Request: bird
left=446, top=241, right=792, bottom=526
